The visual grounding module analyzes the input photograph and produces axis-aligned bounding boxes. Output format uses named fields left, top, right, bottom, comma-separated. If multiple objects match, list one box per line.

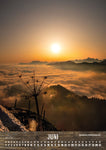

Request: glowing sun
left=51, top=43, right=61, bottom=54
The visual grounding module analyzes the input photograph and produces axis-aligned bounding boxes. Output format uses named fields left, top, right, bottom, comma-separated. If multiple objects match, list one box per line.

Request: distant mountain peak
left=73, top=57, right=102, bottom=63
left=19, top=61, right=47, bottom=65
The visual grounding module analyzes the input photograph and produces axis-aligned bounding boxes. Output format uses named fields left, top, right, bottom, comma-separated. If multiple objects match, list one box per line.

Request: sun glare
left=51, top=43, right=61, bottom=54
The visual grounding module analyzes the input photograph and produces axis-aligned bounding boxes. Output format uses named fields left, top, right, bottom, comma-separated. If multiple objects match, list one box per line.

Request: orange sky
left=0, top=0, right=105, bottom=63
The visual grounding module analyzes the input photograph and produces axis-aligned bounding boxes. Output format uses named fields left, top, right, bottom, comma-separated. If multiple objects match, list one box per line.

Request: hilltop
left=17, top=84, right=106, bottom=131
left=0, top=84, right=106, bottom=131
left=41, top=85, right=106, bottom=131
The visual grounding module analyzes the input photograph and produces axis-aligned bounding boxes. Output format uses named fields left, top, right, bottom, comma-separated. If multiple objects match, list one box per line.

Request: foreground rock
left=0, top=105, right=27, bottom=131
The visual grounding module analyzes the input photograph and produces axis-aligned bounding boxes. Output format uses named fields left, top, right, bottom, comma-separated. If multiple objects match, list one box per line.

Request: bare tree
left=18, top=71, right=50, bottom=130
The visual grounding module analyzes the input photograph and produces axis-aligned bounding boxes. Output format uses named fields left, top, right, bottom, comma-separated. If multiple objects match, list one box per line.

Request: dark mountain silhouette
left=19, top=58, right=106, bottom=73
left=30, top=61, right=47, bottom=64
left=48, top=59, right=106, bottom=72
left=73, top=57, right=101, bottom=63
left=19, top=61, right=47, bottom=65
left=41, top=85, right=106, bottom=131
left=16, top=84, right=106, bottom=131
left=19, top=57, right=103, bottom=65
left=48, top=60, right=75, bottom=66
left=100, top=59, right=106, bottom=65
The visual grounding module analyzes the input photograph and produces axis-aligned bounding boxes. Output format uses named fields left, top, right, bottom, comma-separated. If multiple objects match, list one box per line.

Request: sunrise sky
left=0, top=0, right=106, bottom=63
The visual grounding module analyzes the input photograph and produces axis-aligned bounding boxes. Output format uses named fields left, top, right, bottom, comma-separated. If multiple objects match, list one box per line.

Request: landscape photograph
left=0, top=0, right=106, bottom=132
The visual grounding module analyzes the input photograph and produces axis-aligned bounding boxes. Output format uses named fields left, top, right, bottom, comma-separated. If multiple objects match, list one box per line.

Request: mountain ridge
left=48, top=59, right=106, bottom=72
left=19, top=57, right=105, bottom=65
left=17, top=84, right=106, bottom=131
left=1, top=84, right=106, bottom=131
left=41, top=84, right=106, bottom=130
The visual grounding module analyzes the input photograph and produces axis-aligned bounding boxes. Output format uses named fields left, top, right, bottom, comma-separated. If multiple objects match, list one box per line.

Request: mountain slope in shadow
left=17, top=84, right=106, bottom=131
left=39, top=85, right=106, bottom=131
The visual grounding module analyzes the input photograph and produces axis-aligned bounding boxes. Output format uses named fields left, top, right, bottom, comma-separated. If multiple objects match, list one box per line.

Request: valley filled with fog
left=0, top=63, right=106, bottom=104
left=0, top=64, right=106, bottom=130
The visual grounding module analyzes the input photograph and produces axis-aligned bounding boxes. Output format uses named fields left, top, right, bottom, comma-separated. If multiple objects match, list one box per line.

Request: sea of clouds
left=0, top=64, right=106, bottom=107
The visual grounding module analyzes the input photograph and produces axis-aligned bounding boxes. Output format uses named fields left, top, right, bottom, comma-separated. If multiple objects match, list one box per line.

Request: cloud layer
left=0, top=64, right=106, bottom=130
left=0, top=64, right=106, bottom=105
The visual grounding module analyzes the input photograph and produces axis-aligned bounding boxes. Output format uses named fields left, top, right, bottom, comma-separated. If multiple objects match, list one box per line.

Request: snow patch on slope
left=0, top=105, right=28, bottom=131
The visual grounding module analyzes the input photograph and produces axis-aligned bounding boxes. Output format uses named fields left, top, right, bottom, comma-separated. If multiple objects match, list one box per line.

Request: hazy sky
left=0, top=0, right=106, bottom=63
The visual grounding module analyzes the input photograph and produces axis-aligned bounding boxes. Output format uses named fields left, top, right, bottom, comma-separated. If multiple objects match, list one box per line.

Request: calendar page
left=0, top=0, right=106, bottom=149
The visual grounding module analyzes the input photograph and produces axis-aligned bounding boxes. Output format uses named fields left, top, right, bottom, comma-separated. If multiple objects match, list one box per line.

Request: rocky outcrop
left=0, top=105, right=28, bottom=131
